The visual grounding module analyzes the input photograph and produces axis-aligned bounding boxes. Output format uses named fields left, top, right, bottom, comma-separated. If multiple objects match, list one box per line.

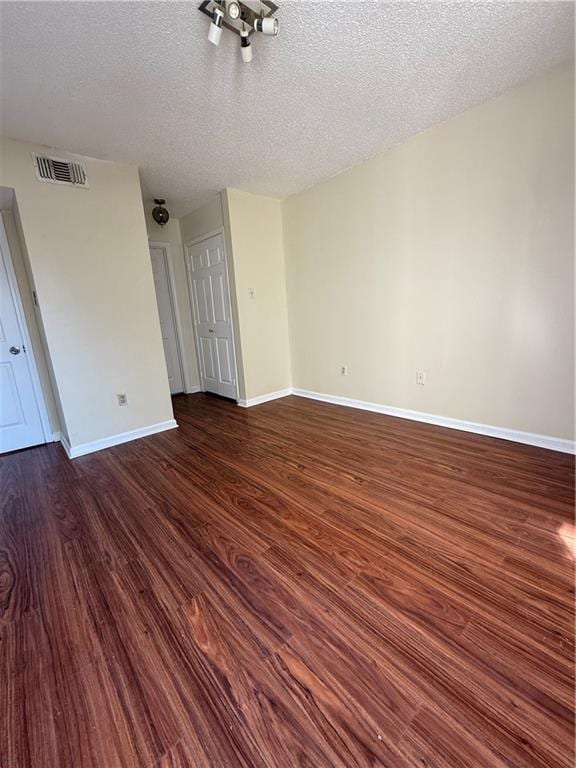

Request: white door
left=186, top=234, right=237, bottom=400
left=150, top=245, right=184, bottom=395
left=0, top=237, right=45, bottom=453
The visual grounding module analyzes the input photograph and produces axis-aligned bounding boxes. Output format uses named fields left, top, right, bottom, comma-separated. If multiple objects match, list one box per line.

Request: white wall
left=0, top=138, right=175, bottom=450
left=144, top=209, right=200, bottom=392
left=224, top=189, right=291, bottom=401
left=282, top=62, right=574, bottom=441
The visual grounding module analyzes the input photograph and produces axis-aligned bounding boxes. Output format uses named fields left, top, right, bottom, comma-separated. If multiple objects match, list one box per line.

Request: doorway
left=0, top=217, right=51, bottom=453
left=185, top=233, right=238, bottom=400
left=149, top=242, right=185, bottom=395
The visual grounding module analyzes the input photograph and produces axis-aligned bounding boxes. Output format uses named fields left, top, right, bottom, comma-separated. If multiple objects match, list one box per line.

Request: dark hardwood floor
left=1, top=393, right=574, bottom=767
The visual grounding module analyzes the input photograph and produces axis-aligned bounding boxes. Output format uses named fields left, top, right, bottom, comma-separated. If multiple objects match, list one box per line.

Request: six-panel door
left=186, top=234, right=237, bottom=400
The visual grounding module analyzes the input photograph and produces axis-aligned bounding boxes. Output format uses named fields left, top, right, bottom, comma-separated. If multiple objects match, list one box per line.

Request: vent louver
left=34, top=154, right=88, bottom=187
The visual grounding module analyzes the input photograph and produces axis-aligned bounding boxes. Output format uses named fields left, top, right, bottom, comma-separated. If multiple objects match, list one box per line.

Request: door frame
left=148, top=240, right=188, bottom=394
left=0, top=215, right=53, bottom=444
left=183, top=229, right=239, bottom=401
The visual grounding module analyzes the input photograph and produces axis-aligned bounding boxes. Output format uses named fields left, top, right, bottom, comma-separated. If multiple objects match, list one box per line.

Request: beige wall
left=283, top=61, right=574, bottom=440
left=225, top=189, right=291, bottom=401
left=144, top=209, right=200, bottom=391
left=180, top=196, right=224, bottom=244
left=0, top=137, right=175, bottom=449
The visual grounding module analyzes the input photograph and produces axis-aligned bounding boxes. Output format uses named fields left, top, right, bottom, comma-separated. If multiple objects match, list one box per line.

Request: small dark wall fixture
left=152, top=199, right=170, bottom=227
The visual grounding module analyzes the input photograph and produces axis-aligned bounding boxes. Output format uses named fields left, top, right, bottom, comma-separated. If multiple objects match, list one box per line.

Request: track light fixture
left=199, top=0, right=279, bottom=63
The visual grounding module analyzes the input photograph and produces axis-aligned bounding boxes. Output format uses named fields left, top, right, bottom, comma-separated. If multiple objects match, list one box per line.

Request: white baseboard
left=56, top=389, right=573, bottom=457
left=185, top=385, right=202, bottom=394
left=237, top=388, right=293, bottom=408
left=292, top=388, right=575, bottom=455
left=61, top=419, right=178, bottom=459
left=59, top=432, right=72, bottom=457
left=49, top=431, right=61, bottom=443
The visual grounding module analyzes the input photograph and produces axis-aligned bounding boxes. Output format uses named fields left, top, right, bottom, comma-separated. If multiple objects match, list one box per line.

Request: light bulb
left=226, top=1, right=241, bottom=21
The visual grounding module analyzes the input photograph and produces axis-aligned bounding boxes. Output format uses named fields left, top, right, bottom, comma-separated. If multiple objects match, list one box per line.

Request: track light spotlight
left=240, top=28, right=253, bottom=62
left=225, top=0, right=241, bottom=21
left=253, top=16, right=278, bottom=35
left=208, top=5, right=224, bottom=45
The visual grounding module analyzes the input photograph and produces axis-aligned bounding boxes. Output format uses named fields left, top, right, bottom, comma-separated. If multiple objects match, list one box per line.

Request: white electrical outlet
left=340, top=365, right=348, bottom=376
left=416, top=372, right=425, bottom=385
left=117, top=393, right=128, bottom=406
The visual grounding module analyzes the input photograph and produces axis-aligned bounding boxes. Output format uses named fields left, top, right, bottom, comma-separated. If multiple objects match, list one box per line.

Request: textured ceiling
left=1, top=1, right=573, bottom=217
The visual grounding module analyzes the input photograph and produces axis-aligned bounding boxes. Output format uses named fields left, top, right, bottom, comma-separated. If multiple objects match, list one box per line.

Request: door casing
left=0, top=215, right=53, bottom=451
left=149, top=241, right=187, bottom=395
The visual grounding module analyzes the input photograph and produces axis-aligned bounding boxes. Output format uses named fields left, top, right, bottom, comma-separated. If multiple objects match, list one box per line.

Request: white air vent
left=33, top=154, right=88, bottom=187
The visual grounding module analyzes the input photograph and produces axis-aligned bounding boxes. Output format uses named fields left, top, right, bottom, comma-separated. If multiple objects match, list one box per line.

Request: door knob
left=208, top=329, right=214, bottom=333
left=9, top=346, right=21, bottom=355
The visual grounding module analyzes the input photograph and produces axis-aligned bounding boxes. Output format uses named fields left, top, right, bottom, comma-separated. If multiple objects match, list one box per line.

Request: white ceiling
left=1, top=1, right=573, bottom=217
